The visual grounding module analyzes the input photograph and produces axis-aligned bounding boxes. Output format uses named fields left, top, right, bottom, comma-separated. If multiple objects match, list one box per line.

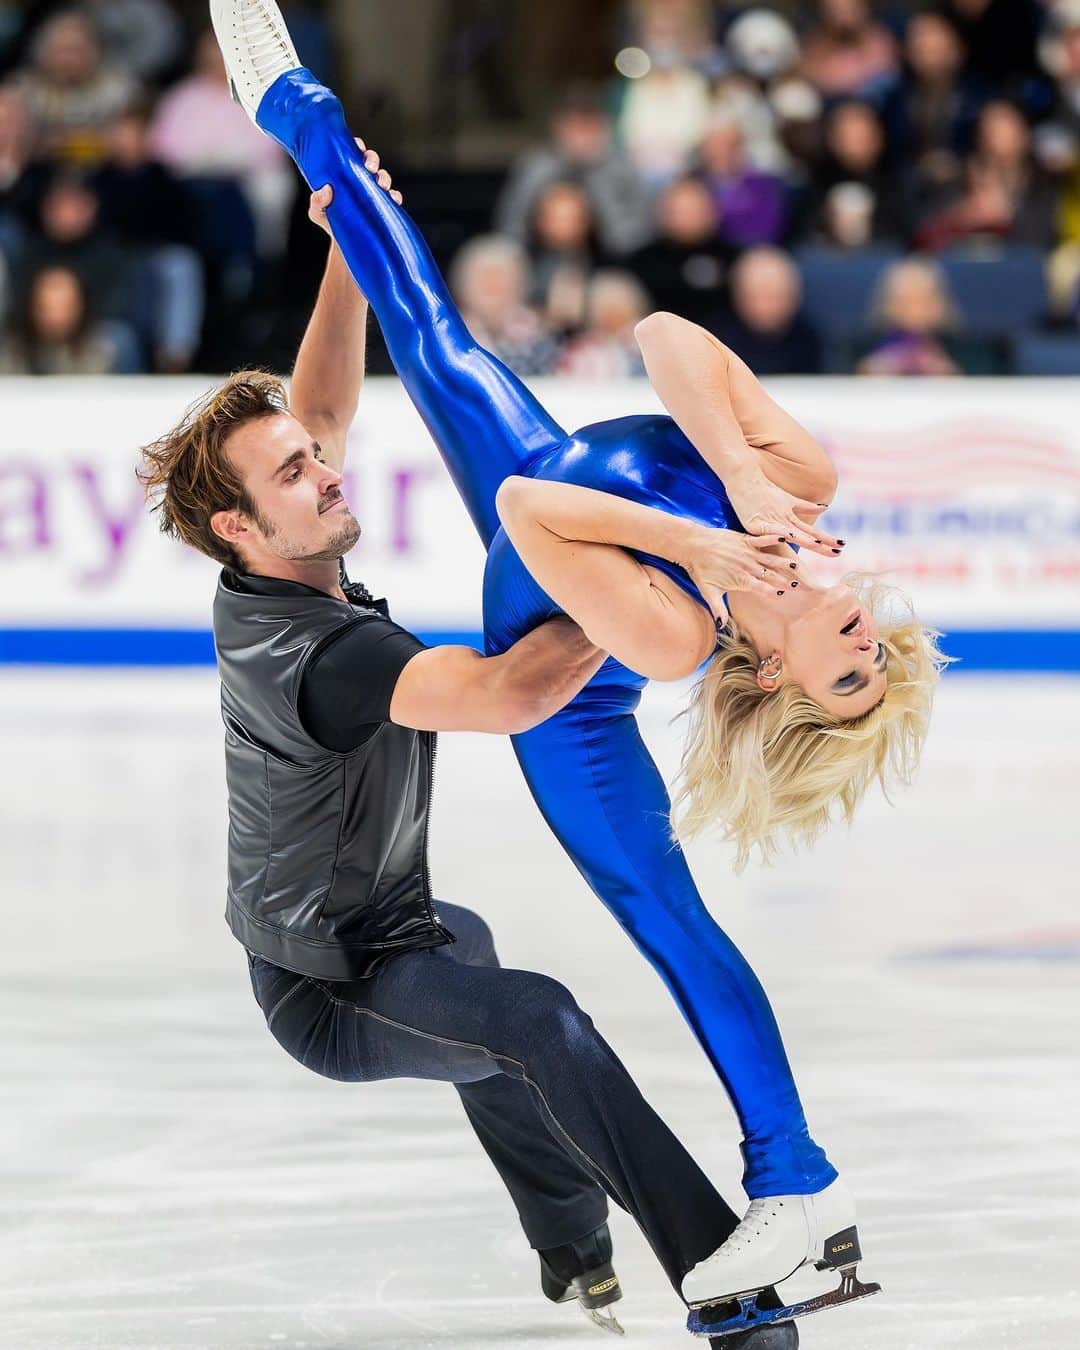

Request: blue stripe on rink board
left=1, top=628, right=1079, bottom=670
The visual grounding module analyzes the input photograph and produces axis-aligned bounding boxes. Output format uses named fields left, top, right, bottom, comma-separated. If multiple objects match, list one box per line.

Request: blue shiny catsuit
left=259, top=72, right=836, bottom=1199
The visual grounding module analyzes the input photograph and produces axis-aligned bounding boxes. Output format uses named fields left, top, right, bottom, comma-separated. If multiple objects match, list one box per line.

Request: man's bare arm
left=289, top=242, right=368, bottom=472
left=290, top=142, right=402, bottom=470
left=389, top=618, right=607, bottom=734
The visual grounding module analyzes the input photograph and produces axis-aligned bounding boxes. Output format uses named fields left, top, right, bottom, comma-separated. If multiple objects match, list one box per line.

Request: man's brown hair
left=137, top=371, right=289, bottom=570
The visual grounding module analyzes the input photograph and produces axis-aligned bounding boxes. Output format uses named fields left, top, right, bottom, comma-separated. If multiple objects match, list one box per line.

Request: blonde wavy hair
left=672, top=577, right=950, bottom=871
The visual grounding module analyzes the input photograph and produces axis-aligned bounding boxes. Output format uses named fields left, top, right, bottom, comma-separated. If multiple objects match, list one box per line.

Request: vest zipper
left=420, top=733, right=451, bottom=939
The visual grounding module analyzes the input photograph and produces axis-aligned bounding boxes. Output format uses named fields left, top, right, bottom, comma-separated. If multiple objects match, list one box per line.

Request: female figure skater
left=211, top=3, right=942, bottom=1331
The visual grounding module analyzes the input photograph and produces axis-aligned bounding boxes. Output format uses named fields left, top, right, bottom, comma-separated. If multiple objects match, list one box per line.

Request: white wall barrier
left=1, top=376, right=1078, bottom=668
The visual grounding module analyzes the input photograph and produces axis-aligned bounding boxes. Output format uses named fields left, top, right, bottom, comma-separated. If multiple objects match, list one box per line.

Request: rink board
left=1, top=375, right=1079, bottom=667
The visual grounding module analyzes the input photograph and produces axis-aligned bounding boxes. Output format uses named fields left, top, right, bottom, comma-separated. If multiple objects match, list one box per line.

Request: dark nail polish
left=789, top=562, right=797, bottom=569
left=777, top=536, right=786, bottom=543
left=791, top=580, right=799, bottom=587
left=777, top=590, right=785, bottom=597
left=814, top=538, right=822, bottom=544
left=837, top=539, right=846, bottom=546
left=832, top=548, right=841, bottom=554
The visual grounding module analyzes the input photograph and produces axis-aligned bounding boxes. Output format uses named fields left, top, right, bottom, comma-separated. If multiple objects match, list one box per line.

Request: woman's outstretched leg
left=256, top=70, right=566, bottom=547
left=510, top=698, right=838, bottom=1201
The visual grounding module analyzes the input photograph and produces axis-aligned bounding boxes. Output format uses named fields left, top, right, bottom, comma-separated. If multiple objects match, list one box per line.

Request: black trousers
left=247, top=903, right=739, bottom=1290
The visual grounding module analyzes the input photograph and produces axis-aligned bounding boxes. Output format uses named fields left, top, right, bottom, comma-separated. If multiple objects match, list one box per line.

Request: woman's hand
left=682, top=523, right=800, bottom=617
left=309, top=138, right=403, bottom=235
left=722, top=461, right=843, bottom=558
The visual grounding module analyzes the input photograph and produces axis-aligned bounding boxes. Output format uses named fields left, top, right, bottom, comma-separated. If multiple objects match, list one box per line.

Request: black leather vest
left=212, top=570, right=452, bottom=980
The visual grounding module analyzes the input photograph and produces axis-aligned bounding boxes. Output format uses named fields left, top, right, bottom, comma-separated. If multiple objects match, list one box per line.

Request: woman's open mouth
left=840, top=609, right=862, bottom=636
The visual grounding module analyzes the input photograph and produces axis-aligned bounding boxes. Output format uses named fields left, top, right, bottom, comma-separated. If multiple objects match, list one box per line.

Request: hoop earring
left=757, top=654, right=783, bottom=683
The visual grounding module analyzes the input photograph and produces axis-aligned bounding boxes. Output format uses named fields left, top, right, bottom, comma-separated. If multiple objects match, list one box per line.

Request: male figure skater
left=135, top=9, right=797, bottom=1344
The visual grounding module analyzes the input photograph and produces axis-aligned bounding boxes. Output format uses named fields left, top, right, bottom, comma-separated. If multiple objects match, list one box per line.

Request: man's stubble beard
left=259, top=507, right=363, bottom=563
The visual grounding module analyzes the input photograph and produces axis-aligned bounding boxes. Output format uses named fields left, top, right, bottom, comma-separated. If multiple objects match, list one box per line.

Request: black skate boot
left=707, top=1286, right=798, bottom=1349
left=538, top=1222, right=624, bottom=1335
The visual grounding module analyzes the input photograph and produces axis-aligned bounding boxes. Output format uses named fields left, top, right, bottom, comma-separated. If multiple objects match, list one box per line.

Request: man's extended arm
left=289, top=241, right=368, bottom=472
left=389, top=618, right=607, bottom=735
left=290, top=145, right=402, bottom=471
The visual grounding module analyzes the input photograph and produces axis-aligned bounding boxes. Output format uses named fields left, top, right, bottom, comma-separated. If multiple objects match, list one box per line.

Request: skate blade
left=687, top=1266, right=881, bottom=1339
left=583, top=1304, right=625, bottom=1336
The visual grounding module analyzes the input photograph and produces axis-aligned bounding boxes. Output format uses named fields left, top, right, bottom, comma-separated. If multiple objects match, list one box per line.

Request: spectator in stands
left=92, top=103, right=204, bottom=371
left=14, top=11, right=138, bottom=165
left=628, top=175, right=729, bottom=328
left=22, top=171, right=133, bottom=324
left=83, top=0, right=185, bottom=85
left=525, top=179, right=602, bottom=313
left=882, top=10, right=985, bottom=224
left=495, top=84, right=652, bottom=257
left=815, top=180, right=879, bottom=250
left=696, top=112, right=789, bottom=247
left=855, top=255, right=1003, bottom=374
left=614, top=16, right=712, bottom=190
left=0, top=83, right=33, bottom=258
left=713, top=246, right=822, bottom=374
left=0, top=263, right=130, bottom=373
left=624, top=0, right=725, bottom=79
left=150, top=26, right=294, bottom=258
left=557, top=269, right=650, bottom=378
left=800, top=0, right=900, bottom=102
left=916, top=101, right=1058, bottom=252
left=718, top=12, right=808, bottom=179
left=451, top=233, right=557, bottom=377
left=803, top=98, right=909, bottom=243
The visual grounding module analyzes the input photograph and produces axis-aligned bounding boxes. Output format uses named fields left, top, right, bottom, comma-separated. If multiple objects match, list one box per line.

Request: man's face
left=223, top=414, right=361, bottom=567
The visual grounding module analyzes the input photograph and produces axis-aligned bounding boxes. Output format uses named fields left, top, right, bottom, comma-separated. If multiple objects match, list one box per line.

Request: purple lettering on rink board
left=390, top=466, right=436, bottom=554
left=71, top=463, right=147, bottom=585
left=0, top=463, right=51, bottom=553
left=0, top=455, right=445, bottom=588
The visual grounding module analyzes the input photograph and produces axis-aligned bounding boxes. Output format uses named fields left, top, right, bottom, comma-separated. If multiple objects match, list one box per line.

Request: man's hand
left=309, top=138, right=403, bottom=236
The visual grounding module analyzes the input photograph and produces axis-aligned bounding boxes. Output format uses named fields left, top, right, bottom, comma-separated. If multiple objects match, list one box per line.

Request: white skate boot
left=209, top=0, right=300, bottom=121
left=682, top=1178, right=880, bottom=1339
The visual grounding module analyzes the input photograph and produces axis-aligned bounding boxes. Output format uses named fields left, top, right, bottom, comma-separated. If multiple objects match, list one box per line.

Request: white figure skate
left=682, top=1179, right=880, bottom=1338
left=209, top=0, right=300, bottom=121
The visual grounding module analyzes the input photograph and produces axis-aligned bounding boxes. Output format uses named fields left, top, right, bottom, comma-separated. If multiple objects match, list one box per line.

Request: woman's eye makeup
left=833, top=644, right=887, bottom=693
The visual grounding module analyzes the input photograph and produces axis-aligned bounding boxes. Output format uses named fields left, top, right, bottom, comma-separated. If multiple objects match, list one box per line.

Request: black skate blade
left=687, top=1267, right=881, bottom=1338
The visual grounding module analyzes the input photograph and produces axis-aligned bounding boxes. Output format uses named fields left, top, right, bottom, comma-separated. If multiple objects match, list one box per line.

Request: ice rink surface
left=2, top=670, right=1078, bottom=1350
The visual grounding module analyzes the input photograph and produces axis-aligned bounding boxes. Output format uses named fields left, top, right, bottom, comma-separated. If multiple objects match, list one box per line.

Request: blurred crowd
left=3, top=0, right=1080, bottom=377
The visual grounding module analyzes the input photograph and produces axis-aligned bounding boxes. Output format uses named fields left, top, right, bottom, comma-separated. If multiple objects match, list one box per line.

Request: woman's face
left=30, top=268, right=85, bottom=342
left=460, top=256, right=523, bottom=326
left=780, top=582, right=887, bottom=719
left=978, top=103, right=1029, bottom=162
left=884, top=265, right=947, bottom=334
left=534, top=184, right=592, bottom=252
left=906, top=14, right=961, bottom=81
left=39, top=16, right=100, bottom=85
left=827, top=103, right=883, bottom=172
left=660, top=177, right=717, bottom=243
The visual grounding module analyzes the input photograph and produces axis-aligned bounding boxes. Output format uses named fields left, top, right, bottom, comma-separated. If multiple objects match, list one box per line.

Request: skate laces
left=722, top=1197, right=786, bottom=1254
left=240, top=1, right=296, bottom=80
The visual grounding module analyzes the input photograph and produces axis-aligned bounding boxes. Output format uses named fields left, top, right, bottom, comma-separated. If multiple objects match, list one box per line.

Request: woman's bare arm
left=495, top=477, right=794, bottom=682
left=635, top=311, right=838, bottom=507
